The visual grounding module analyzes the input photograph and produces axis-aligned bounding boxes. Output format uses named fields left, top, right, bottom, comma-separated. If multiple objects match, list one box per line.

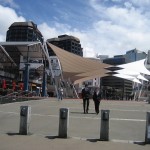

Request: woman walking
left=93, top=87, right=102, bottom=114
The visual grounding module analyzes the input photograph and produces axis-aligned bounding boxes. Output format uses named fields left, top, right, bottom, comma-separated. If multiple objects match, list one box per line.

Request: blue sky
left=10, top=0, right=98, bottom=29
left=1, top=0, right=150, bottom=57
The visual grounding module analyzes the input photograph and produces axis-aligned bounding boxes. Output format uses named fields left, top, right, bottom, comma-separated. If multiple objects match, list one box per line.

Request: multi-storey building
left=47, top=34, right=83, bottom=56
left=96, top=55, right=109, bottom=62
left=101, top=50, right=147, bottom=100
left=101, top=56, right=132, bottom=100
left=47, top=35, right=84, bottom=97
left=5, top=21, right=44, bottom=66
left=3, top=21, right=45, bottom=93
left=6, top=21, right=44, bottom=43
left=125, top=48, right=147, bottom=63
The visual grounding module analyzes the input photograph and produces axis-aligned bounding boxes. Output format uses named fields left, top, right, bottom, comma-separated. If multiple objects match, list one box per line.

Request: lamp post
left=41, top=69, right=47, bottom=97
left=24, top=46, right=30, bottom=91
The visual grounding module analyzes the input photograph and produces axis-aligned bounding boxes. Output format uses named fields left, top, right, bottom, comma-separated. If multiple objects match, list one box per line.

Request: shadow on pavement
left=45, top=136, right=72, bottom=140
left=87, top=138, right=100, bottom=142
left=45, top=135, right=58, bottom=140
left=71, top=112, right=96, bottom=115
left=7, top=132, right=33, bottom=136
left=70, top=112, right=84, bottom=114
left=134, top=141, right=146, bottom=146
left=7, top=133, right=20, bottom=136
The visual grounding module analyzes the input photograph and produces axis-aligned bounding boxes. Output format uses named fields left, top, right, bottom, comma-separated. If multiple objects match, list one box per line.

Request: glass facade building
left=6, top=21, right=43, bottom=43
left=101, top=56, right=132, bottom=100
left=47, top=34, right=83, bottom=57
left=2, top=21, right=45, bottom=93
left=125, top=48, right=147, bottom=63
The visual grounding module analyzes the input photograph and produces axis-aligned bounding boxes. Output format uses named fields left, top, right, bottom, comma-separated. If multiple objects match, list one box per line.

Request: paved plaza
left=0, top=98, right=150, bottom=150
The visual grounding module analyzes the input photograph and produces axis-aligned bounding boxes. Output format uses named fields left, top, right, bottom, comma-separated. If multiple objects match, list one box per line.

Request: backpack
left=82, top=88, right=90, bottom=99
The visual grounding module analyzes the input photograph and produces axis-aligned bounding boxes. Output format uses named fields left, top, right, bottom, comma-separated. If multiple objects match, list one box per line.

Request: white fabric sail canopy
left=47, top=43, right=110, bottom=84
left=115, top=59, right=150, bottom=83
left=118, top=59, right=150, bottom=75
left=115, top=69, right=148, bottom=81
left=115, top=69, right=140, bottom=76
left=113, top=74, right=142, bottom=84
left=137, top=74, right=148, bottom=81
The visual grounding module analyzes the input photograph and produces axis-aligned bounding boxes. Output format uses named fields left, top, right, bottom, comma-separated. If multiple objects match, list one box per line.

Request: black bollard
left=19, top=106, right=31, bottom=135
left=58, top=108, right=69, bottom=138
left=100, top=110, right=110, bottom=141
left=145, top=112, right=150, bottom=144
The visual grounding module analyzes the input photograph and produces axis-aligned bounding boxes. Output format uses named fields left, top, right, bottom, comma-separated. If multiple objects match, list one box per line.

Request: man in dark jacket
left=93, top=87, right=102, bottom=114
left=82, top=84, right=90, bottom=114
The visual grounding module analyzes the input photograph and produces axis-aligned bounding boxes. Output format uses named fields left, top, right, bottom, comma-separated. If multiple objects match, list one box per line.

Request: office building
left=47, top=34, right=83, bottom=56
left=96, top=54, right=109, bottom=62
left=2, top=21, right=45, bottom=93
left=101, top=49, right=147, bottom=100
left=101, top=56, right=132, bottom=100
left=103, top=56, right=125, bottom=65
left=6, top=21, right=44, bottom=43
left=125, top=48, right=147, bottom=63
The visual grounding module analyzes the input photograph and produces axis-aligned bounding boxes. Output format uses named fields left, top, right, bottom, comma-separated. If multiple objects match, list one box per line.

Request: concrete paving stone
left=0, top=98, right=150, bottom=150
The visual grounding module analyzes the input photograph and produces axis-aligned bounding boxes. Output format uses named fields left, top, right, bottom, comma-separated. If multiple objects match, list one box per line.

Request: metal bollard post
left=19, top=106, right=31, bottom=135
left=148, top=95, right=150, bottom=104
left=58, top=108, right=69, bottom=138
left=100, top=110, right=110, bottom=141
left=145, top=112, right=150, bottom=144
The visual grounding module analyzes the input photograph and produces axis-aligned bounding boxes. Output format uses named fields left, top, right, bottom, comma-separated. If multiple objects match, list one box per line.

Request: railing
left=0, top=92, right=19, bottom=104
left=0, top=90, right=41, bottom=104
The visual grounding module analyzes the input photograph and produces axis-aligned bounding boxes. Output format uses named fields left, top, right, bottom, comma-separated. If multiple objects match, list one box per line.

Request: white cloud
left=111, top=0, right=121, bottom=2
left=0, top=0, right=19, bottom=9
left=106, top=6, right=150, bottom=31
left=38, top=23, right=86, bottom=55
left=38, top=22, right=72, bottom=40
left=38, top=23, right=59, bottom=40
left=84, top=0, right=150, bottom=56
left=38, top=22, right=97, bottom=57
left=70, top=32, right=97, bottom=57
left=1, top=1, right=150, bottom=58
left=93, top=20, right=150, bottom=55
left=130, top=0, right=150, bottom=7
left=124, top=2, right=133, bottom=9
left=39, top=12, right=150, bottom=57
left=0, top=5, right=25, bottom=41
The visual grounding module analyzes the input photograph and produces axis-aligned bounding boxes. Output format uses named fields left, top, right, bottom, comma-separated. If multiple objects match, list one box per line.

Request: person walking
left=58, top=87, right=63, bottom=100
left=82, top=84, right=90, bottom=114
left=93, top=87, right=102, bottom=114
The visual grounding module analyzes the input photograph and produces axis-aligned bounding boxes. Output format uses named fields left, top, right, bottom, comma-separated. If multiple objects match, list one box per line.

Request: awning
left=113, top=74, right=142, bottom=84
left=0, top=45, right=17, bottom=67
left=118, top=59, right=150, bottom=75
left=46, top=42, right=110, bottom=84
left=114, top=59, right=150, bottom=83
left=0, top=41, right=50, bottom=76
left=115, top=69, right=148, bottom=81
left=0, top=42, right=46, bottom=59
